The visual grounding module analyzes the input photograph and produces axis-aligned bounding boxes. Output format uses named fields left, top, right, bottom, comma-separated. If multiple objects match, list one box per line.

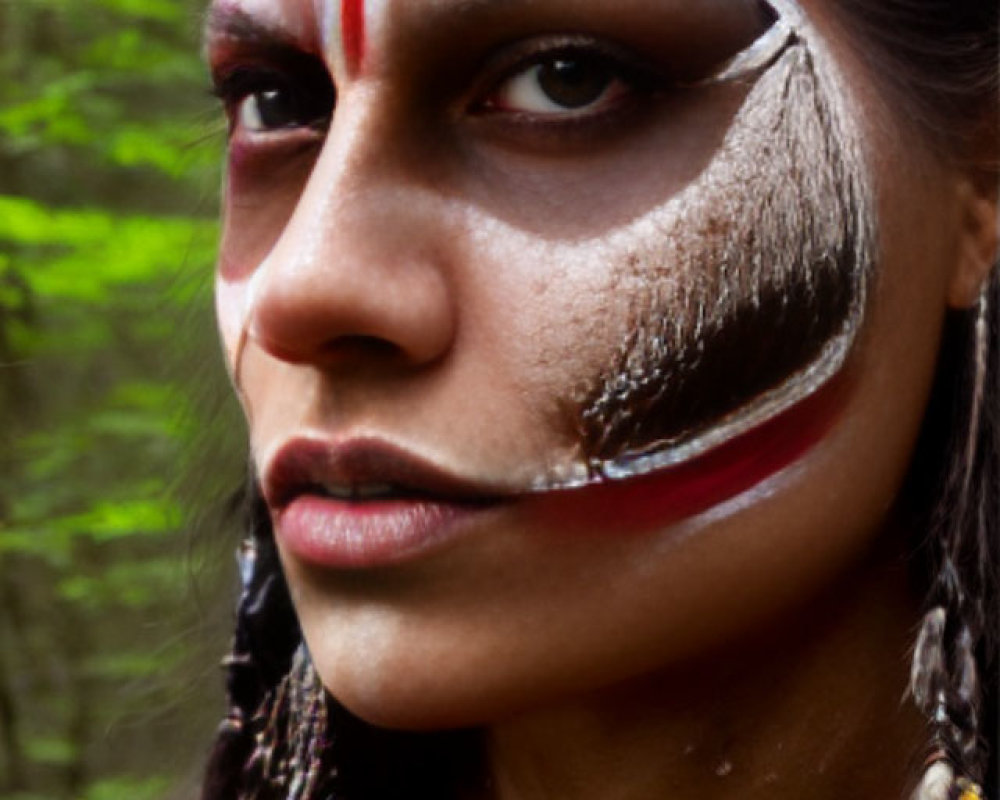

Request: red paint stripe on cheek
left=525, top=374, right=851, bottom=536
left=341, top=0, right=366, bottom=75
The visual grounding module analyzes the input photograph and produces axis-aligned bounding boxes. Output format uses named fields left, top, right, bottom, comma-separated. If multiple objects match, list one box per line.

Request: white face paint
left=317, top=0, right=391, bottom=77
left=697, top=0, right=804, bottom=85
left=541, top=0, right=876, bottom=490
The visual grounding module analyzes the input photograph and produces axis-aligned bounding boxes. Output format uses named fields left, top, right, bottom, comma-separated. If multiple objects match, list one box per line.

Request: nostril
left=250, top=328, right=404, bottom=367
left=322, top=335, right=402, bottom=361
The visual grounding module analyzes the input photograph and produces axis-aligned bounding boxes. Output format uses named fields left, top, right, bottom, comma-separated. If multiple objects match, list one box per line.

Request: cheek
left=456, top=40, right=873, bottom=487
left=457, top=217, right=638, bottom=418
left=215, top=140, right=316, bottom=371
left=221, top=138, right=314, bottom=271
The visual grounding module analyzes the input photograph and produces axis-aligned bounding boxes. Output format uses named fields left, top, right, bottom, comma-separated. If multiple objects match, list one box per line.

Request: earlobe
left=947, top=173, right=999, bottom=309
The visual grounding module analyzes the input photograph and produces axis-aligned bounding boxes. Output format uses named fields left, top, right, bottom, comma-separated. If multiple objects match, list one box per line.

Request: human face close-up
left=207, top=0, right=991, bottom=734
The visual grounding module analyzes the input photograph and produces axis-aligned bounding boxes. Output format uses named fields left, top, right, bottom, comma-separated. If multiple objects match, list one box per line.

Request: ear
left=947, top=171, right=999, bottom=309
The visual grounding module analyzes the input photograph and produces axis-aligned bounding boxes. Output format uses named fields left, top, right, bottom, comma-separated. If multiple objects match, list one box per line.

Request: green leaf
left=84, top=776, right=171, bottom=800
left=25, top=735, right=77, bottom=766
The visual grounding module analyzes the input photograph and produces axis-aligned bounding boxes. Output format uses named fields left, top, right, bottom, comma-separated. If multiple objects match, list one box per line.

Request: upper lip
left=262, top=436, right=505, bottom=509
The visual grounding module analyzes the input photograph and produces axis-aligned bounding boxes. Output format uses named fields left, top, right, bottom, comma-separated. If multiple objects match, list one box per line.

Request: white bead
left=911, top=761, right=955, bottom=800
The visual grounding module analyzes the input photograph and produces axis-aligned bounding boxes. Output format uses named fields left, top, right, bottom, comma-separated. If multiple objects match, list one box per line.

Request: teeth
left=320, top=483, right=397, bottom=500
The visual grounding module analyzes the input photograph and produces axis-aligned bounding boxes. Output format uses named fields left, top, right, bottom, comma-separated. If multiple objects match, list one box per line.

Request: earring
left=958, top=777, right=987, bottom=800
left=910, top=603, right=987, bottom=800
left=911, top=755, right=984, bottom=800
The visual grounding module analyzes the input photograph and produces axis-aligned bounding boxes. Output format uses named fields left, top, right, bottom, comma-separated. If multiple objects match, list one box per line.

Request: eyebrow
left=203, top=5, right=299, bottom=56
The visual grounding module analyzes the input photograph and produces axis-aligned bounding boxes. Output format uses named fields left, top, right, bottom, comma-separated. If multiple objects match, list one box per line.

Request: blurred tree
left=0, top=1, right=244, bottom=797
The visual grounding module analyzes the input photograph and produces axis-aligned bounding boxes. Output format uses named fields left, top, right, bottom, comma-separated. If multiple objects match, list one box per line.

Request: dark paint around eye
left=536, top=58, right=615, bottom=109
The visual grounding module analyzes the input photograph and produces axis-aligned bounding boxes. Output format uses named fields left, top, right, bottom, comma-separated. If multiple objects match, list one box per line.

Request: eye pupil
left=255, top=88, right=299, bottom=129
left=537, top=58, right=613, bottom=109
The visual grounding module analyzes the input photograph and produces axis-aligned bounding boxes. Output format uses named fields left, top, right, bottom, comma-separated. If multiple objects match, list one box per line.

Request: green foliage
left=0, top=1, right=243, bottom=798
left=0, top=195, right=218, bottom=307
left=24, top=739, right=76, bottom=768
left=85, top=777, right=171, bottom=800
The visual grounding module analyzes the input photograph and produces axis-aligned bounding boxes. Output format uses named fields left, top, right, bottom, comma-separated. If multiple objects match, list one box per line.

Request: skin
left=205, top=0, right=999, bottom=796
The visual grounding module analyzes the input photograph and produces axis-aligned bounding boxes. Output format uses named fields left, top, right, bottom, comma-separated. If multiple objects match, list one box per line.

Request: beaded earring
left=910, top=291, right=993, bottom=800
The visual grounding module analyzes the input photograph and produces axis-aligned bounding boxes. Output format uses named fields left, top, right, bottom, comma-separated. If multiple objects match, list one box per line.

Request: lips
left=263, top=437, right=505, bottom=568
left=262, top=370, right=848, bottom=569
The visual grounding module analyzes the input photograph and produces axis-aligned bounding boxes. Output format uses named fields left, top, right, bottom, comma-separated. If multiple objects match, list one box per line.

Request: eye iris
left=536, top=58, right=613, bottom=109
left=254, top=88, right=300, bottom=129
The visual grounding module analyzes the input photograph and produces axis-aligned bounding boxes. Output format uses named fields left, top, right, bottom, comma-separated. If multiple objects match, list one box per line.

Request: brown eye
left=535, top=58, right=616, bottom=109
left=485, top=51, right=632, bottom=117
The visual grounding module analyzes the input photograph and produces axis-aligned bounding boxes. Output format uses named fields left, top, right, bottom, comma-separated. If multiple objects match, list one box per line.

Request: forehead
left=204, top=0, right=797, bottom=59
left=208, top=0, right=320, bottom=42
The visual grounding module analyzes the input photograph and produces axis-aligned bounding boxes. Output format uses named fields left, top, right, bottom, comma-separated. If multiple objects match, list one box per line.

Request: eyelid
left=211, top=65, right=283, bottom=105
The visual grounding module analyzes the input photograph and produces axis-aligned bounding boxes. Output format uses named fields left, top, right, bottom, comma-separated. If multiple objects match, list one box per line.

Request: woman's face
left=207, top=0, right=979, bottom=728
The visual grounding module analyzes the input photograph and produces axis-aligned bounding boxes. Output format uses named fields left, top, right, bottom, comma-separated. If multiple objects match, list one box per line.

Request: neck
left=479, top=525, right=926, bottom=800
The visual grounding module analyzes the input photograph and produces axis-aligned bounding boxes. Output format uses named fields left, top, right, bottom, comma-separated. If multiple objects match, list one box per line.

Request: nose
left=244, top=106, right=457, bottom=370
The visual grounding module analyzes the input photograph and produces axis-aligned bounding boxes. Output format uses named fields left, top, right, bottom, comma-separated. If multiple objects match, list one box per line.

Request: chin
left=306, top=630, right=516, bottom=732
left=317, top=667, right=507, bottom=732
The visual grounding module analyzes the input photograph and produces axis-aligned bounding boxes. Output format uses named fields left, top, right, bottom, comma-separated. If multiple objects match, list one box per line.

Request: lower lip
left=276, top=496, right=482, bottom=568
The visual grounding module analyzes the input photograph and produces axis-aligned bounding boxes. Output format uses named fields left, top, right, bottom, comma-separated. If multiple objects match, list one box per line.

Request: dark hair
left=201, top=2, right=1000, bottom=797
left=834, top=0, right=999, bottom=795
left=201, top=483, right=482, bottom=799
left=836, top=0, right=998, bottom=161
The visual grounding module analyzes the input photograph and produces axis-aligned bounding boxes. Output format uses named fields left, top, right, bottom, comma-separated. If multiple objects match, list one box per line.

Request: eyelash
left=212, top=59, right=336, bottom=138
left=210, top=38, right=665, bottom=149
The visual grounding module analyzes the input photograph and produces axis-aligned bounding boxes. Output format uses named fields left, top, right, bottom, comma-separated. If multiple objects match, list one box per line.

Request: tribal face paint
left=520, top=0, right=876, bottom=523
left=571, top=34, right=872, bottom=477
left=212, top=0, right=877, bottom=530
left=321, top=0, right=389, bottom=76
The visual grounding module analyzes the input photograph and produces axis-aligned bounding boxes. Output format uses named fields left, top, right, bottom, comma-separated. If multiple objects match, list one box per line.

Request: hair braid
left=201, top=480, right=482, bottom=799
left=910, top=274, right=1000, bottom=799
left=202, top=477, right=307, bottom=800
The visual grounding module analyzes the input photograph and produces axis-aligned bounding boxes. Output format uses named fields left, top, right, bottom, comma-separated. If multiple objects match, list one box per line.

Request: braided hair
left=201, top=1, right=1000, bottom=797
left=200, top=480, right=483, bottom=799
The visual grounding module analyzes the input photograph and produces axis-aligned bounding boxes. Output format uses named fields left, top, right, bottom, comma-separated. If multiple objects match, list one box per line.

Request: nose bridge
left=245, top=94, right=456, bottom=368
left=296, top=94, right=391, bottom=237
left=279, top=92, right=406, bottom=262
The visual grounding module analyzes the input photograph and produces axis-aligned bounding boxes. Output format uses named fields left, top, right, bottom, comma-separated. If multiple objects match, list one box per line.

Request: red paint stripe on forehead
left=341, top=0, right=366, bottom=75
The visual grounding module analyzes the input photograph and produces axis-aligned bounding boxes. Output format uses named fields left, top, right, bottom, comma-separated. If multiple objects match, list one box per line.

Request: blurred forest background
left=0, top=1, right=245, bottom=797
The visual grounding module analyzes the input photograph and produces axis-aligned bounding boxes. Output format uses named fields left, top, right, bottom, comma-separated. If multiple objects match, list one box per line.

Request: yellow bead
left=956, top=778, right=983, bottom=800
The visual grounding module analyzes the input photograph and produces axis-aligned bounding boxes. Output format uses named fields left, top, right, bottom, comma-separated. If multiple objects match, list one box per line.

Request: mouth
left=263, top=437, right=507, bottom=568
left=262, top=365, right=849, bottom=569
